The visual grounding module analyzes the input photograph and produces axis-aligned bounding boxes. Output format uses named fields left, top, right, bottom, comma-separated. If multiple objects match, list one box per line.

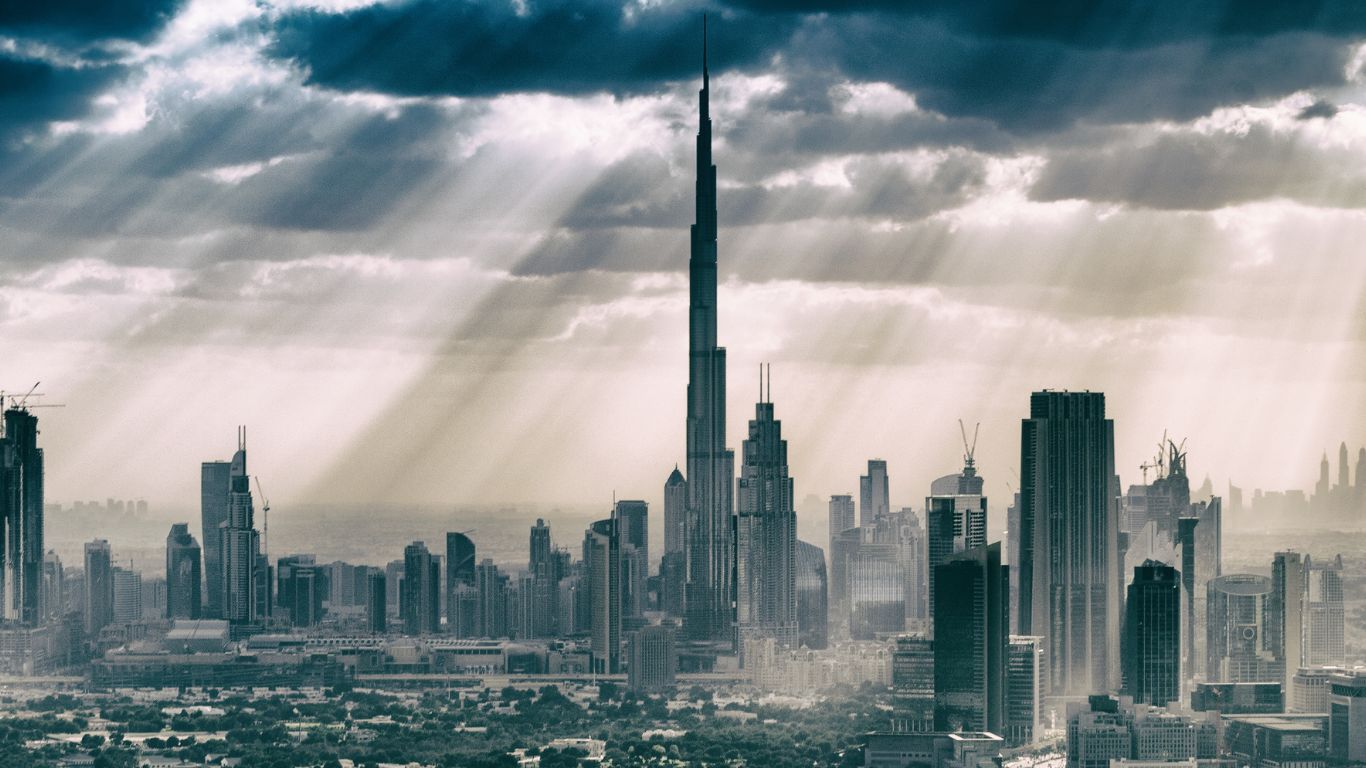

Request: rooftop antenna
left=766, top=363, right=771, bottom=403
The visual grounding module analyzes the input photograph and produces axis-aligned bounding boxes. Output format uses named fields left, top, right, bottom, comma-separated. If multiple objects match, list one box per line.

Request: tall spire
left=703, top=13, right=709, bottom=83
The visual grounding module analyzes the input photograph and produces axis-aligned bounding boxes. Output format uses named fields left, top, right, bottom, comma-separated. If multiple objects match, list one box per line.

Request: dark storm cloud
left=0, top=55, right=126, bottom=146
left=1298, top=99, right=1339, bottom=120
left=269, top=0, right=795, bottom=98
left=1031, top=123, right=1366, bottom=210
left=267, top=0, right=1366, bottom=134
left=0, top=0, right=185, bottom=44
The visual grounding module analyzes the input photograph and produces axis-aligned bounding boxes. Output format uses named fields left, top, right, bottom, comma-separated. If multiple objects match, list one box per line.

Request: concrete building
left=1304, top=555, right=1344, bottom=667
left=83, top=539, right=112, bottom=637
left=1123, top=560, right=1181, bottom=706
left=1018, top=391, right=1120, bottom=696
left=934, top=543, right=1007, bottom=735
left=1007, top=635, right=1045, bottom=747
left=111, top=566, right=141, bottom=624
left=736, top=379, right=798, bottom=654
left=165, top=523, right=201, bottom=620
left=1207, top=574, right=1282, bottom=684
left=892, top=634, right=935, bottom=734
left=796, top=540, right=828, bottom=650
left=1291, top=666, right=1342, bottom=713
left=586, top=517, right=620, bottom=673
left=861, top=459, right=890, bottom=526
left=628, top=623, right=677, bottom=694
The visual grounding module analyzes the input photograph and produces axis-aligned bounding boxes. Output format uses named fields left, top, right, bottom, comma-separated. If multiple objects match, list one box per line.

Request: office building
left=83, top=539, right=112, bottom=637
left=1270, top=551, right=1306, bottom=694
left=586, top=516, right=621, bottom=673
left=1007, top=635, right=1045, bottom=747
left=933, top=542, right=1007, bottom=734
left=681, top=28, right=736, bottom=645
left=628, top=624, right=677, bottom=694
left=1291, top=666, right=1341, bottom=713
left=1330, top=670, right=1366, bottom=762
left=1188, top=497, right=1222, bottom=678
left=926, top=451, right=987, bottom=621
left=112, top=566, right=141, bottom=624
left=891, top=633, right=935, bottom=733
left=795, top=540, right=828, bottom=650
left=367, top=570, right=386, bottom=633
left=446, top=532, right=476, bottom=636
left=735, top=377, right=798, bottom=653
left=220, top=428, right=261, bottom=624
left=476, top=559, right=508, bottom=638
left=1207, top=573, right=1282, bottom=683
left=528, top=519, right=558, bottom=636
left=165, top=523, right=201, bottom=620
left=1304, top=555, right=1344, bottom=667
left=401, top=542, right=440, bottom=635
left=1190, top=681, right=1283, bottom=714
left=276, top=555, right=323, bottom=627
left=200, top=459, right=231, bottom=619
left=1123, top=560, right=1181, bottom=706
left=829, top=494, right=855, bottom=562
left=1018, top=390, right=1120, bottom=696
left=615, top=501, right=648, bottom=621
left=0, top=407, right=44, bottom=625
left=848, top=540, right=904, bottom=639
left=662, top=468, right=687, bottom=618
left=861, top=459, right=889, bottom=526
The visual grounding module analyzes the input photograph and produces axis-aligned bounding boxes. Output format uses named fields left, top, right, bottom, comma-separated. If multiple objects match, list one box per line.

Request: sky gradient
left=4, top=0, right=1366, bottom=526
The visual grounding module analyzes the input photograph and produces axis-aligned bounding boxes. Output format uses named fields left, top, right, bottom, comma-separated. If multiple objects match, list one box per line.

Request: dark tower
left=1122, top=559, right=1181, bottom=706
left=1, top=407, right=43, bottom=625
left=684, top=16, right=736, bottom=644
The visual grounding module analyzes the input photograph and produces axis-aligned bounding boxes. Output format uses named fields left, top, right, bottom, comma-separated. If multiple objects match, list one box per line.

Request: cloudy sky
left=5, top=0, right=1366, bottom=531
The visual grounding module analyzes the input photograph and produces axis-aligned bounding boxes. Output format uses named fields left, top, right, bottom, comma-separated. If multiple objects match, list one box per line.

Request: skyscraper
left=276, top=554, right=323, bottom=627
left=0, top=407, right=43, bottom=625
left=860, top=459, right=890, bottom=526
left=615, top=500, right=648, bottom=621
left=1122, top=560, right=1181, bottom=706
left=586, top=516, right=621, bottom=673
left=401, top=541, right=439, bottom=635
left=446, top=532, right=476, bottom=636
left=828, top=493, right=855, bottom=564
left=220, top=428, right=261, bottom=624
left=83, top=539, right=112, bottom=637
left=933, top=542, right=1007, bottom=734
left=1207, top=573, right=1281, bottom=683
left=528, top=519, right=557, bottom=636
left=475, top=558, right=508, bottom=638
left=736, top=375, right=798, bottom=653
left=1006, top=636, right=1046, bottom=747
left=683, top=21, right=736, bottom=645
left=1018, top=390, right=1120, bottom=696
left=112, top=566, right=141, bottom=624
left=926, top=452, right=987, bottom=622
left=795, top=540, right=828, bottom=650
left=891, top=633, right=935, bottom=733
left=628, top=624, right=678, bottom=694
left=165, top=523, right=201, bottom=620
left=1304, top=554, right=1345, bottom=667
left=367, top=570, right=386, bottom=633
left=199, top=460, right=230, bottom=619
left=1270, top=551, right=1306, bottom=695
left=662, top=468, right=687, bottom=618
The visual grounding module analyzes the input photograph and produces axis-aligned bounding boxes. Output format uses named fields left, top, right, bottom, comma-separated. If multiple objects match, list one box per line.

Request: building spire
left=703, top=13, right=709, bottom=83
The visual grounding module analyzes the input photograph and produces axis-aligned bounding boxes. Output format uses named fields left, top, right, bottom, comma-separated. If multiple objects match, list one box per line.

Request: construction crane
left=958, top=418, right=980, bottom=471
left=255, top=477, right=270, bottom=563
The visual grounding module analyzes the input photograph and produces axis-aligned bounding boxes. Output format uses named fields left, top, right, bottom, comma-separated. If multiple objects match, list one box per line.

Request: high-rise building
left=926, top=453, right=987, bottom=621
left=893, top=508, right=928, bottom=622
left=933, top=542, right=1007, bottom=734
left=401, top=541, right=439, bottom=635
left=1122, top=560, right=1181, bottom=706
left=736, top=378, right=798, bottom=654
left=682, top=23, right=736, bottom=645
left=891, top=634, right=935, bottom=733
left=628, top=624, right=677, bottom=694
left=220, top=428, right=261, bottom=624
left=1006, top=491, right=1022, bottom=635
left=586, top=516, right=621, bottom=673
left=1007, top=635, right=1046, bottom=747
left=1207, top=573, right=1281, bottom=683
left=445, top=532, right=476, bottom=636
left=1018, top=390, right=1120, bottom=696
left=165, top=523, right=201, bottom=620
left=199, top=460, right=231, bottom=619
left=1329, top=670, right=1366, bottom=762
left=112, top=566, right=142, bottom=624
left=0, top=407, right=44, bottom=625
left=795, top=540, right=828, bottom=650
left=1270, top=551, right=1306, bottom=694
left=615, top=501, right=648, bottom=621
left=367, top=570, right=386, bottom=633
left=39, top=550, right=62, bottom=623
left=83, top=539, right=112, bottom=636
left=475, top=559, right=508, bottom=638
left=662, top=468, right=687, bottom=618
left=276, top=555, right=323, bottom=627
left=829, top=494, right=855, bottom=562
left=860, top=459, right=889, bottom=526
left=1305, top=554, right=1345, bottom=667
left=528, top=519, right=557, bottom=636
left=848, top=540, right=904, bottom=639
left=1186, top=497, right=1222, bottom=679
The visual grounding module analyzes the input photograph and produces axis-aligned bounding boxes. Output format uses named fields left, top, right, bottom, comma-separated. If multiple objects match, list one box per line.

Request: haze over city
left=5, top=1, right=1366, bottom=518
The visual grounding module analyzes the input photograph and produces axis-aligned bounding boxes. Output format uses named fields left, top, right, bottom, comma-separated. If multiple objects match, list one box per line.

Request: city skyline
left=5, top=3, right=1366, bottom=516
